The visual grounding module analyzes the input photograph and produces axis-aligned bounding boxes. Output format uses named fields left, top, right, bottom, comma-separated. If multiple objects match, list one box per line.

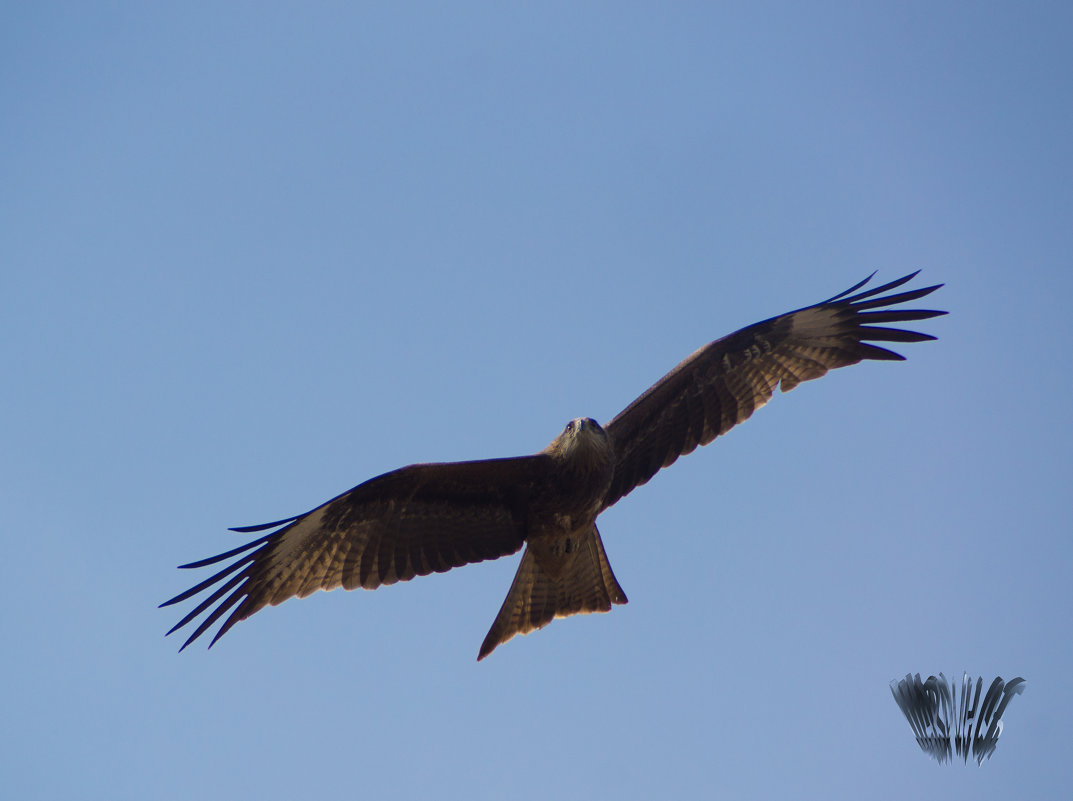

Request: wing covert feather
left=161, top=455, right=554, bottom=650
left=602, top=272, right=944, bottom=508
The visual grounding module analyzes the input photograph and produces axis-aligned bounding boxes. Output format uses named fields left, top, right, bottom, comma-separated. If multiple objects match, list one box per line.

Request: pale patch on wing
left=786, top=305, right=843, bottom=338
left=265, top=506, right=327, bottom=579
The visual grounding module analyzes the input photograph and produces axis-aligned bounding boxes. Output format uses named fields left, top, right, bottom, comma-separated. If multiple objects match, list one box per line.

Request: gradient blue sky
left=3, top=3, right=1070, bottom=799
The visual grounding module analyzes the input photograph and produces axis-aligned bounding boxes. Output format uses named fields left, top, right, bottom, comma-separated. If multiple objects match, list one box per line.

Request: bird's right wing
left=161, top=455, right=555, bottom=650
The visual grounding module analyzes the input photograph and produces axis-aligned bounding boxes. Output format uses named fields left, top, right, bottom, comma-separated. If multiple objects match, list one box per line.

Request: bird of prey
left=163, top=272, right=944, bottom=660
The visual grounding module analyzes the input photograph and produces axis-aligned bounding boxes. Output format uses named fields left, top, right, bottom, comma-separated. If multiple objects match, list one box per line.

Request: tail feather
left=478, top=525, right=627, bottom=660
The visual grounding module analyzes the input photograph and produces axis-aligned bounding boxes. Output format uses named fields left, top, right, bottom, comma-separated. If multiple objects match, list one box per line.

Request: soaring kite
left=163, top=272, right=944, bottom=659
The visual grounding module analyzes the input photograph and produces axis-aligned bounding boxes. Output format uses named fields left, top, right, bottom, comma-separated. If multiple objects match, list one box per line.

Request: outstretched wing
left=161, top=455, right=554, bottom=650
left=602, top=272, right=945, bottom=509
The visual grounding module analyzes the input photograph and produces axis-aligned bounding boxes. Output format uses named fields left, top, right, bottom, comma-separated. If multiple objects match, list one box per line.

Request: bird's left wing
left=162, top=455, right=554, bottom=650
left=602, top=272, right=945, bottom=509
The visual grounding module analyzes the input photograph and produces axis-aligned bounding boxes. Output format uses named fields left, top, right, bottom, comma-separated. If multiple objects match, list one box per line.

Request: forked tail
left=478, top=525, right=627, bottom=660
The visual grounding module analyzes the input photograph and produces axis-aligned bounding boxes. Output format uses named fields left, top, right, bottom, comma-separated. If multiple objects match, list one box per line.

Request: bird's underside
left=162, top=272, right=945, bottom=660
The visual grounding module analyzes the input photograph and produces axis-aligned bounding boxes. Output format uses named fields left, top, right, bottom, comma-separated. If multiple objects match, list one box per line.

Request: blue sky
left=3, top=3, right=1070, bottom=799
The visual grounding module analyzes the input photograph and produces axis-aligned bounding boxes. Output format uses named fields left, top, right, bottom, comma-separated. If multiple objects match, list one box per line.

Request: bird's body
left=524, top=419, right=614, bottom=586
left=163, top=272, right=945, bottom=659
left=481, top=417, right=625, bottom=659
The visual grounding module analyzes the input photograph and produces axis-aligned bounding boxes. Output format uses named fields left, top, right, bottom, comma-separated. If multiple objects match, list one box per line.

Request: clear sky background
left=3, top=3, right=1070, bottom=799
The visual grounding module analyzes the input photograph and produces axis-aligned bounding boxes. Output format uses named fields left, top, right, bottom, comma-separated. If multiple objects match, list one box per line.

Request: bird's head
left=564, top=417, right=603, bottom=436
left=544, top=417, right=611, bottom=463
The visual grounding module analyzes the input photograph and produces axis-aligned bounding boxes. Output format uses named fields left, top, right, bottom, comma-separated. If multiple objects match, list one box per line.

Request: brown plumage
left=162, top=272, right=944, bottom=659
